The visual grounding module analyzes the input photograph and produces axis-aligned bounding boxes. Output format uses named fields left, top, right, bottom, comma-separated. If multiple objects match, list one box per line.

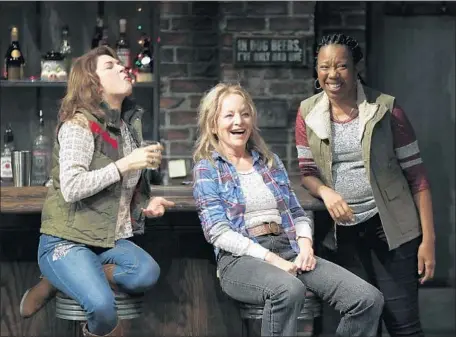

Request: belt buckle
left=268, top=222, right=280, bottom=235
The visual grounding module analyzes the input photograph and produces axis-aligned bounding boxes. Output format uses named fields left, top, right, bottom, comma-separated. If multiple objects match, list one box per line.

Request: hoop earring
left=314, top=79, right=322, bottom=90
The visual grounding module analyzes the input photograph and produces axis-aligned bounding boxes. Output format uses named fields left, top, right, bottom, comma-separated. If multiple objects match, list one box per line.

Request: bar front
left=0, top=179, right=324, bottom=336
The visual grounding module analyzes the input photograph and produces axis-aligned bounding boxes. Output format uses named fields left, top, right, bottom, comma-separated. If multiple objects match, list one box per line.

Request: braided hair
left=315, top=33, right=365, bottom=84
left=316, top=33, right=363, bottom=64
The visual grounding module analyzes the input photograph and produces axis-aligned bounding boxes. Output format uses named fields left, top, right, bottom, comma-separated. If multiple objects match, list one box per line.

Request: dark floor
left=320, top=287, right=455, bottom=336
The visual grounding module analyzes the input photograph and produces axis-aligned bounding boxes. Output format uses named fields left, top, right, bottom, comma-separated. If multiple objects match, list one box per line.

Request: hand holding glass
left=141, top=140, right=163, bottom=170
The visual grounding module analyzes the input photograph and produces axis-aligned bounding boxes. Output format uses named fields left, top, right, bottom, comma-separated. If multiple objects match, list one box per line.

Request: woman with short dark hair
left=296, top=33, right=436, bottom=336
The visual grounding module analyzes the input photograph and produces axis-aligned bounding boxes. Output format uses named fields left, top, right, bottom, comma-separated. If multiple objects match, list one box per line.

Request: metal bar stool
left=238, top=290, right=322, bottom=337
left=55, top=291, right=144, bottom=337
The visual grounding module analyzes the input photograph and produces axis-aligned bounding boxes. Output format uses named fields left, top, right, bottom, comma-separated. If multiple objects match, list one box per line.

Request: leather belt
left=247, top=221, right=282, bottom=237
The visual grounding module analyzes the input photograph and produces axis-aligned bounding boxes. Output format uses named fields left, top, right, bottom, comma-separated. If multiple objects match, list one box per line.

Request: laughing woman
left=192, top=83, right=384, bottom=337
left=296, top=33, right=436, bottom=337
left=19, top=46, right=174, bottom=337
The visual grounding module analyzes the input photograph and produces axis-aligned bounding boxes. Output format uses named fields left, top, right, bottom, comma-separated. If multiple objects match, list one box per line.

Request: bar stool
left=238, top=290, right=322, bottom=337
left=55, top=291, right=144, bottom=337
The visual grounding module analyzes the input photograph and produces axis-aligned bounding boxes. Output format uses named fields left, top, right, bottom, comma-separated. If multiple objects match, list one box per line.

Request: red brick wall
left=316, top=2, right=367, bottom=78
left=159, top=2, right=218, bottom=166
left=159, top=1, right=367, bottom=172
left=219, top=1, right=316, bottom=173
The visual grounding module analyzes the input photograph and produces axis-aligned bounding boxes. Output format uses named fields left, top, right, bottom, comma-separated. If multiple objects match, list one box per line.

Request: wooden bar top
left=0, top=176, right=324, bottom=214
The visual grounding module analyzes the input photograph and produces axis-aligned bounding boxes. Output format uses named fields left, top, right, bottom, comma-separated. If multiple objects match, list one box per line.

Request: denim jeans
left=38, top=234, right=160, bottom=335
left=217, top=232, right=384, bottom=336
left=335, top=214, right=424, bottom=337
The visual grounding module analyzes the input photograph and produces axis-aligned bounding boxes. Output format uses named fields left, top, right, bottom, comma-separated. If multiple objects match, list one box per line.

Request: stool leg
left=313, top=316, right=323, bottom=337
left=377, top=319, right=383, bottom=337
left=74, top=321, right=85, bottom=337
left=241, top=318, right=249, bottom=337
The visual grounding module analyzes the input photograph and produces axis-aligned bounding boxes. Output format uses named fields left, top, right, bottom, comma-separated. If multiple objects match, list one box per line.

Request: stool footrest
left=55, top=291, right=144, bottom=321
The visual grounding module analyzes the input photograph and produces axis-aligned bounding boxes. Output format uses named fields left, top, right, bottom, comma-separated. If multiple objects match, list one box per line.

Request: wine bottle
left=100, top=25, right=110, bottom=47
left=134, top=34, right=153, bottom=82
left=116, top=19, right=131, bottom=68
left=60, top=25, right=72, bottom=74
left=91, top=17, right=104, bottom=49
left=5, top=26, right=25, bottom=80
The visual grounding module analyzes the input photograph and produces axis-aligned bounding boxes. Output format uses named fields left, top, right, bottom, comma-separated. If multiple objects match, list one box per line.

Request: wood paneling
left=0, top=212, right=244, bottom=337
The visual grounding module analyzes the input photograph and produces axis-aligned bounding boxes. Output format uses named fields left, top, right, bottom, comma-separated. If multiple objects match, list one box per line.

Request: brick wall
left=159, top=1, right=219, bottom=169
left=160, top=1, right=368, bottom=173
left=316, top=2, right=368, bottom=77
left=218, top=1, right=315, bottom=173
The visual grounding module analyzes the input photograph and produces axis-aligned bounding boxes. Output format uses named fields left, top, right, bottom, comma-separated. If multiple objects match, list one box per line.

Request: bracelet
left=297, top=236, right=313, bottom=243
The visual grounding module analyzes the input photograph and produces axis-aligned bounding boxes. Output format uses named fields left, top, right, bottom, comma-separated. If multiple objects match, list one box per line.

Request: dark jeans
left=335, top=214, right=423, bottom=337
left=217, top=232, right=384, bottom=336
left=38, top=234, right=160, bottom=335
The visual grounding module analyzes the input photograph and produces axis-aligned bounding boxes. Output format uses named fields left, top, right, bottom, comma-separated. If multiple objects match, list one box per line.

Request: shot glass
left=141, top=140, right=161, bottom=170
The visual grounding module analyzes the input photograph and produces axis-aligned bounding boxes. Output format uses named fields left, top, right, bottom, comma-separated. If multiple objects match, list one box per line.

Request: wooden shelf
left=0, top=176, right=324, bottom=214
left=0, top=80, right=155, bottom=88
left=0, top=80, right=66, bottom=87
left=132, top=82, right=156, bottom=88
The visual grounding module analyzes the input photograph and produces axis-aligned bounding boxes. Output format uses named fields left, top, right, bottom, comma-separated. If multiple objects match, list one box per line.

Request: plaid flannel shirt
left=192, top=150, right=313, bottom=259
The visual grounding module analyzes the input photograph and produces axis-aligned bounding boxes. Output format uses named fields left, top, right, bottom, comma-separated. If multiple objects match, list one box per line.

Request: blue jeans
left=38, top=234, right=160, bottom=335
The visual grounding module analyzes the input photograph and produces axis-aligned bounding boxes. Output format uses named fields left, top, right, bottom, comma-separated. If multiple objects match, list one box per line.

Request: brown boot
left=103, top=264, right=119, bottom=292
left=82, top=321, right=121, bottom=336
left=19, top=277, right=57, bottom=318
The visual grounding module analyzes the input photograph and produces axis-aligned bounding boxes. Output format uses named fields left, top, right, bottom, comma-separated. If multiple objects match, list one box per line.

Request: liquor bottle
left=2, top=54, right=5, bottom=79
left=59, top=25, right=72, bottom=74
left=100, top=25, right=110, bottom=47
left=32, top=110, right=52, bottom=186
left=134, top=34, right=153, bottom=82
left=91, top=17, right=104, bottom=49
left=5, top=26, right=25, bottom=80
left=0, top=125, right=15, bottom=185
left=116, top=19, right=131, bottom=68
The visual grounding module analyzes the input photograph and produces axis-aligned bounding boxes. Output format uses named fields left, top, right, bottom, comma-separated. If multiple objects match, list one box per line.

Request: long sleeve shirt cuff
left=295, top=220, right=313, bottom=242
left=246, top=242, right=270, bottom=260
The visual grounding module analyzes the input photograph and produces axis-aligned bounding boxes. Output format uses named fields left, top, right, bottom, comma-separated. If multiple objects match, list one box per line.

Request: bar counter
left=0, top=177, right=325, bottom=337
left=0, top=176, right=325, bottom=214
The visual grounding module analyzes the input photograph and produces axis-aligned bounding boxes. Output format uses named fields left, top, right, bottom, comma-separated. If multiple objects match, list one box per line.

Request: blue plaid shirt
left=192, top=150, right=313, bottom=258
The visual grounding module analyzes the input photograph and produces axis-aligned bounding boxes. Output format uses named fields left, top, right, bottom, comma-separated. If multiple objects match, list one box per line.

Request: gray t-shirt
left=331, top=117, right=378, bottom=225
left=238, top=168, right=282, bottom=228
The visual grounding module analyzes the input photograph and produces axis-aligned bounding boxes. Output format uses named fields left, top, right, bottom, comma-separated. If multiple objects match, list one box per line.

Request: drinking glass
left=141, top=140, right=161, bottom=170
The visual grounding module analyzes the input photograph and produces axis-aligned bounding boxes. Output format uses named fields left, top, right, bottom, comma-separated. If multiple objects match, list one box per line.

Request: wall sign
left=254, top=99, right=288, bottom=128
left=234, top=37, right=308, bottom=67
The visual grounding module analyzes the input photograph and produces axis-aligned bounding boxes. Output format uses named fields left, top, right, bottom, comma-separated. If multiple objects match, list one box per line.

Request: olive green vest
left=40, top=101, right=154, bottom=248
left=300, top=85, right=422, bottom=250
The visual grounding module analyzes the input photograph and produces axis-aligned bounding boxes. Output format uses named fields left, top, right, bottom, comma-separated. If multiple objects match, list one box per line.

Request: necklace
left=331, top=107, right=359, bottom=123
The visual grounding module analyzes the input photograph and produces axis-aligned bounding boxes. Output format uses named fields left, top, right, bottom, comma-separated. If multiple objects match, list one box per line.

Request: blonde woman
left=192, top=83, right=384, bottom=337
left=19, top=46, right=174, bottom=337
